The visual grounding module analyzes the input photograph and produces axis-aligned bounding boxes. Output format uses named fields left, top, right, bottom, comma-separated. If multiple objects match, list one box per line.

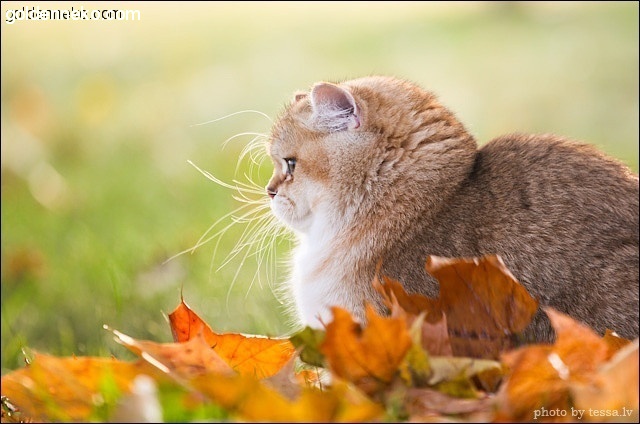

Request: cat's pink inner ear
left=310, top=83, right=358, bottom=116
left=310, top=83, right=360, bottom=130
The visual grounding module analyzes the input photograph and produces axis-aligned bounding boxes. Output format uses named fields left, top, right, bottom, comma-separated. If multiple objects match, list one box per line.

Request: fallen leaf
left=321, top=305, right=412, bottom=395
left=295, top=366, right=328, bottom=390
left=374, top=275, right=453, bottom=356
left=0, top=352, right=162, bottom=422
left=107, top=374, right=163, bottom=423
left=168, top=298, right=295, bottom=378
left=545, top=308, right=609, bottom=379
left=189, top=372, right=383, bottom=422
left=428, top=356, right=503, bottom=388
left=290, top=326, right=326, bottom=367
left=167, top=297, right=214, bottom=343
left=496, top=308, right=610, bottom=422
left=571, top=339, right=639, bottom=422
left=425, top=255, right=539, bottom=359
left=107, top=326, right=233, bottom=379
left=399, top=314, right=432, bottom=387
left=262, top=355, right=300, bottom=400
left=405, top=387, right=495, bottom=421
left=373, top=273, right=439, bottom=320
left=603, top=329, right=632, bottom=359
left=417, top=313, right=453, bottom=357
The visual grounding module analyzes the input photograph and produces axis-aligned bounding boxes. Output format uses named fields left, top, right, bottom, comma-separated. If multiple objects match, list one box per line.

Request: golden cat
left=265, top=75, right=639, bottom=341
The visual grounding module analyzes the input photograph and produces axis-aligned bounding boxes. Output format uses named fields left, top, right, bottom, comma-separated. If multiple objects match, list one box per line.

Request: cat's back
left=468, top=133, right=638, bottom=234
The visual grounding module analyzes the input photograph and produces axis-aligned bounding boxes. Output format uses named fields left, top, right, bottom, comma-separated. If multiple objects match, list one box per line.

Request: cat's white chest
left=289, top=228, right=358, bottom=329
left=290, top=239, right=339, bottom=328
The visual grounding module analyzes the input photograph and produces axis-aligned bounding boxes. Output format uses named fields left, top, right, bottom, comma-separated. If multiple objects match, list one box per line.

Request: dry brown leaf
left=374, top=273, right=440, bottom=320
left=425, top=255, right=539, bottom=359
left=546, top=308, right=609, bottom=378
left=405, top=387, right=495, bottom=421
left=262, top=355, right=301, bottom=400
left=168, top=298, right=295, bottom=378
left=374, top=274, right=453, bottom=357
left=418, top=314, right=453, bottom=357
left=320, top=305, right=412, bottom=395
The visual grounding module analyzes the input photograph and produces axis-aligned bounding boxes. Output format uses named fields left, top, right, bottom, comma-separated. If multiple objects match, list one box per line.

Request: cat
left=264, top=75, right=639, bottom=342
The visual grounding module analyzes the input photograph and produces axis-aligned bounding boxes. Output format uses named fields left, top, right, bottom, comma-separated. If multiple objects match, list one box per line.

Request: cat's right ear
left=310, top=82, right=360, bottom=131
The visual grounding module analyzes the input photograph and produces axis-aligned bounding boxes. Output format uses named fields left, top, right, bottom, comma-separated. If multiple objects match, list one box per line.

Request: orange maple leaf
left=496, top=308, right=613, bottom=422
left=107, top=326, right=233, bottom=379
left=571, top=340, right=639, bottom=422
left=320, top=305, right=412, bottom=395
left=168, top=298, right=295, bottom=378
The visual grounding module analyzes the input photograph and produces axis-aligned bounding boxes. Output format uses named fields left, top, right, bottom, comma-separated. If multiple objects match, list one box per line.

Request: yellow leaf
left=0, top=352, right=161, bottom=422
left=399, top=313, right=432, bottom=386
left=190, top=373, right=383, bottom=422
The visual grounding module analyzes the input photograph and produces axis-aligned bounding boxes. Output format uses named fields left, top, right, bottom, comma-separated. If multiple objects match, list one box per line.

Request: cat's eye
left=285, top=158, right=296, bottom=175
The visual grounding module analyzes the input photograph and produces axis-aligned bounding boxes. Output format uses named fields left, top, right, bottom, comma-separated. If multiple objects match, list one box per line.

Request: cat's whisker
left=187, top=160, right=238, bottom=191
left=217, top=212, right=276, bottom=271
left=231, top=181, right=266, bottom=194
left=180, top=202, right=270, bottom=268
left=222, top=132, right=268, bottom=151
left=205, top=207, right=264, bottom=258
left=190, top=110, right=272, bottom=128
left=162, top=201, right=255, bottom=264
left=221, top=213, right=285, bottom=311
left=236, top=135, right=268, bottom=175
left=189, top=161, right=267, bottom=202
left=233, top=177, right=265, bottom=189
left=230, top=185, right=265, bottom=199
left=246, top=217, right=290, bottom=299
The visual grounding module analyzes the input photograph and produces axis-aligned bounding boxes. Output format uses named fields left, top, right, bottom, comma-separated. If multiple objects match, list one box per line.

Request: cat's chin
left=270, top=199, right=312, bottom=233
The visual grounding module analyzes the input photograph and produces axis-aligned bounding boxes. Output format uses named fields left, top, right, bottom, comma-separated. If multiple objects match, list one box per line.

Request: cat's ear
left=310, top=82, right=360, bottom=131
left=291, top=91, right=307, bottom=105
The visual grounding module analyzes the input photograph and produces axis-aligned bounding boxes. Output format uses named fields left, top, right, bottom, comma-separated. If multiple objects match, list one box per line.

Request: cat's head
left=266, top=76, right=476, bottom=236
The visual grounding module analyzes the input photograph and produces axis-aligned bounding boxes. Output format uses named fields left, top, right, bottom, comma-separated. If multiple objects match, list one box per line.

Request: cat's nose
left=266, top=186, right=278, bottom=199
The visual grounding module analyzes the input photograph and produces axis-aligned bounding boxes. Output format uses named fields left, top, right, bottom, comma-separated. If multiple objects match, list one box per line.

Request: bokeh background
left=1, top=1, right=638, bottom=373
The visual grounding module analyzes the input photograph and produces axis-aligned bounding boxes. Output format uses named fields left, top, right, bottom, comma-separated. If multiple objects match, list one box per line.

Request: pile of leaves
left=1, top=255, right=638, bottom=422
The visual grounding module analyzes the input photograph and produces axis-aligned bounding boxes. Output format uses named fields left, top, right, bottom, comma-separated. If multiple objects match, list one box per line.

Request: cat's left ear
left=310, top=82, right=360, bottom=131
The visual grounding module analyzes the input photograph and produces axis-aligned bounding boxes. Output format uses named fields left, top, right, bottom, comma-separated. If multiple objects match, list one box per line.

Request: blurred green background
left=1, top=1, right=638, bottom=374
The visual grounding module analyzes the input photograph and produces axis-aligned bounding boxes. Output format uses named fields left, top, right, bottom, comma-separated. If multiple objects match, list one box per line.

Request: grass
left=1, top=2, right=638, bottom=374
